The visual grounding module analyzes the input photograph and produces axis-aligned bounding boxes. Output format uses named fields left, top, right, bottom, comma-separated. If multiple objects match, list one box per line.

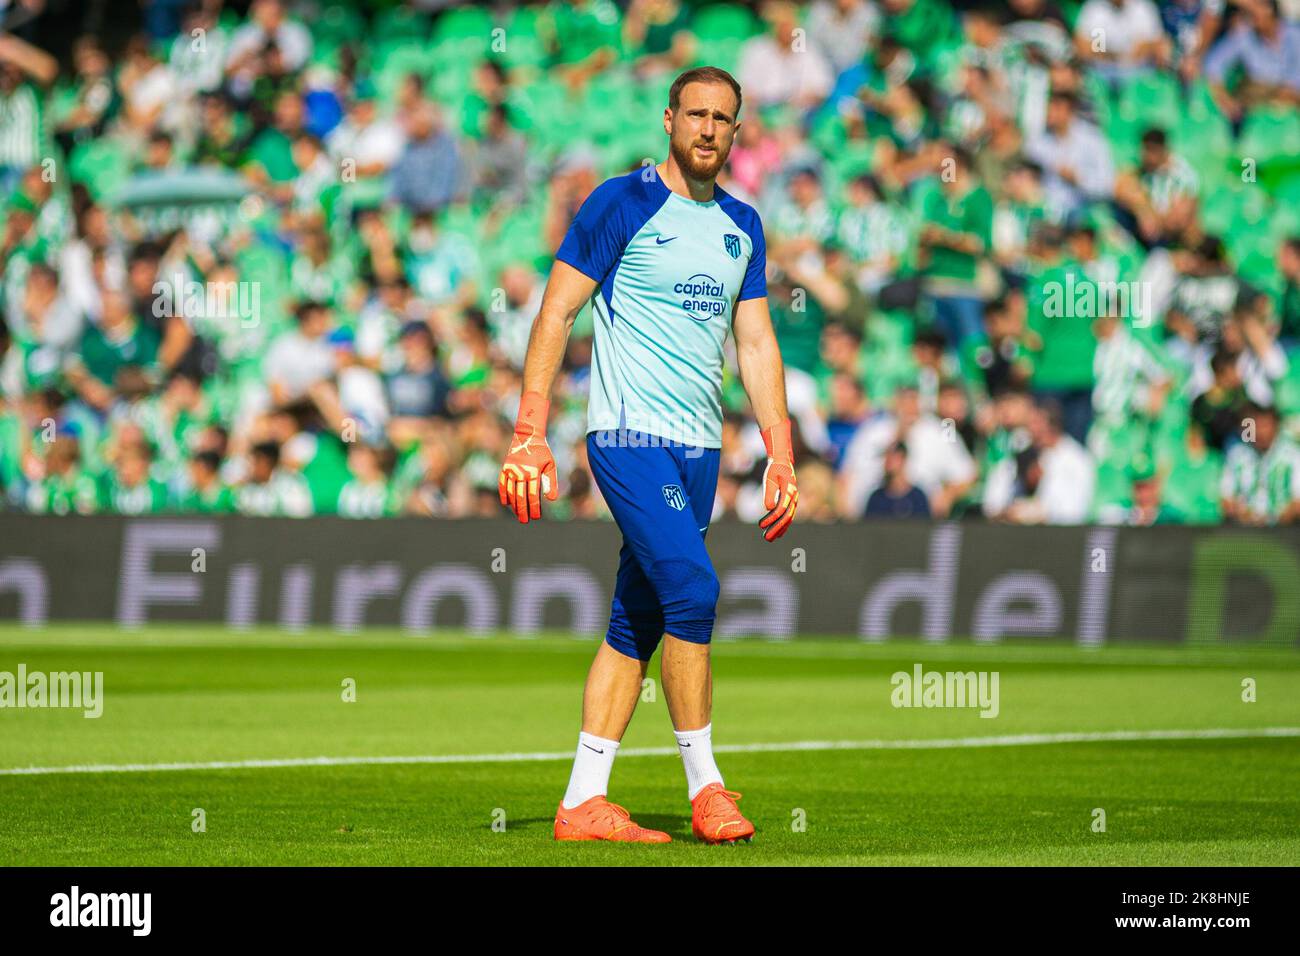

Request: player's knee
left=607, top=595, right=664, bottom=661
left=606, top=616, right=663, bottom=661
left=651, top=559, right=719, bottom=644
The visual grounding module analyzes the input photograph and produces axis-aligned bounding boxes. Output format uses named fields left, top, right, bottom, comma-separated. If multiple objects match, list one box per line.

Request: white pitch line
left=2, top=727, right=1297, bottom=777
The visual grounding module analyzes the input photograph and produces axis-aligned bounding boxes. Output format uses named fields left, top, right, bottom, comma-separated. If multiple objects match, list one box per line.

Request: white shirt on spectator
left=328, top=118, right=406, bottom=175
left=806, top=0, right=880, bottom=73
left=840, top=413, right=976, bottom=516
left=1024, top=117, right=1115, bottom=212
left=738, top=34, right=833, bottom=108
left=226, top=20, right=313, bottom=73
left=1074, top=0, right=1163, bottom=61
left=263, top=330, right=336, bottom=400
left=1028, top=435, right=1095, bottom=524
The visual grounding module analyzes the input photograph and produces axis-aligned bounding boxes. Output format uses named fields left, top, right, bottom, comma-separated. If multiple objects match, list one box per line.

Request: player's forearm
left=736, top=332, right=789, bottom=431
left=519, top=303, right=578, bottom=400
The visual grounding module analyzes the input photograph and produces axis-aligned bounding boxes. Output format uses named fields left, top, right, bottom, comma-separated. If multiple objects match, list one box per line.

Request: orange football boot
left=554, top=796, right=672, bottom=843
left=691, top=783, right=755, bottom=844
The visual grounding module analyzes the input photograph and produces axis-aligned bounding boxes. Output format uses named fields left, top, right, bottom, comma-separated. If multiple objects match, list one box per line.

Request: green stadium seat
left=374, top=41, right=435, bottom=101
left=691, top=4, right=759, bottom=43
left=432, top=6, right=495, bottom=45
left=312, top=5, right=365, bottom=44
left=1239, top=108, right=1300, bottom=171
left=498, top=5, right=546, bottom=71
left=1116, top=71, right=1182, bottom=133
left=374, top=6, right=431, bottom=43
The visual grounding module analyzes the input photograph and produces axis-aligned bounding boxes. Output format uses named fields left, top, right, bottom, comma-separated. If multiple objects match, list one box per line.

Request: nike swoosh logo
left=582, top=743, right=605, bottom=754
left=655, top=235, right=677, bottom=245
left=678, top=741, right=692, bottom=748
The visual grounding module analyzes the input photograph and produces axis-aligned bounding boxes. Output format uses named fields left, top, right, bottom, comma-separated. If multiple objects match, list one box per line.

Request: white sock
left=674, top=723, right=723, bottom=799
left=561, top=732, right=620, bottom=809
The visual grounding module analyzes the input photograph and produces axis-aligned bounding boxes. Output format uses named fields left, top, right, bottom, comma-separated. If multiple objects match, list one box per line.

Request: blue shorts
left=586, top=430, right=721, bottom=660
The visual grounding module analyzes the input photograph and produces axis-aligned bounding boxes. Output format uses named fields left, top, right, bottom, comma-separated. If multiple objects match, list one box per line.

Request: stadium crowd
left=2, top=0, right=1300, bottom=525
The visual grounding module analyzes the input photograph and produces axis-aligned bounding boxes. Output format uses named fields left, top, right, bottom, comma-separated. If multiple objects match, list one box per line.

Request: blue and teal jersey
left=556, top=168, right=767, bottom=448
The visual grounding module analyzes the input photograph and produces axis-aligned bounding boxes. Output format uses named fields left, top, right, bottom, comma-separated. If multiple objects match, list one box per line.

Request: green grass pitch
left=1, top=625, right=1298, bottom=866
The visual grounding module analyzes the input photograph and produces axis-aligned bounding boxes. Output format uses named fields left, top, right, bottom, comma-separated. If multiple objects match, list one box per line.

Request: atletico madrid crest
left=662, top=484, right=686, bottom=511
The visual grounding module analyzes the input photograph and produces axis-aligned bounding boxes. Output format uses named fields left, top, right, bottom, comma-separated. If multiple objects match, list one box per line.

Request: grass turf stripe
left=2, top=726, right=1297, bottom=776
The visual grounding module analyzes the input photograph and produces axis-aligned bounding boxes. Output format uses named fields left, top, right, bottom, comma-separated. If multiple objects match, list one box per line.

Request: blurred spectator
left=864, top=440, right=930, bottom=517
left=919, top=145, right=993, bottom=349
left=1024, top=91, right=1114, bottom=216
left=1221, top=403, right=1300, bottom=524
left=236, top=439, right=312, bottom=517
left=807, top=0, right=881, bottom=74
left=1276, top=236, right=1300, bottom=351
left=1113, top=128, right=1199, bottom=248
left=390, top=100, right=464, bottom=214
left=739, top=1, right=834, bottom=109
left=1204, top=0, right=1300, bottom=128
left=1005, top=400, right=1095, bottom=524
left=1073, top=0, right=1170, bottom=83
left=0, top=34, right=57, bottom=194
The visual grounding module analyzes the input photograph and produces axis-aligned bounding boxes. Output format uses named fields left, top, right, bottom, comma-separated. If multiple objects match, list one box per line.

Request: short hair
left=1036, top=398, right=1066, bottom=434
left=1210, top=347, right=1237, bottom=375
left=294, top=300, right=327, bottom=324
left=668, top=66, right=742, bottom=117
left=251, top=441, right=280, bottom=466
left=913, top=327, right=948, bottom=351
left=193, top=450, right=222, bottom=472
left=1245, top=402, right=1278, bottom=422
left=1141, top=127, right=1167, bottom=148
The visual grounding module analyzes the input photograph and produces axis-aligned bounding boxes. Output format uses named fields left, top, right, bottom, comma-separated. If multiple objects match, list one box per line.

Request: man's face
left=1133, top=478, right=1159, bottom=509
left=249, top=453, right=274, bottom=484
left=894, top=389, right=920, bottom=423
left=665, top=81, right=740, bottom=181
left=1255, top=413, right=1278, bottom=450
left=255, top=0, right=284, bottom=31
left=1046, top=96, right=1071, bottom=132
left=996, top=393, right=1028, bottom=429
left=884, top=447, right=907, bottom=475
left=118, top=453, right=148, bottom=486
left=274, top=94, right=303, bottom=132
left=937, top=388, right=967, bottom=423
left=1139, top=140, right=1167, bottom=172
left=790, top=172, right=820, bottom=206
left=300, top=308, right=330, bottom=338
left=190, top=461, right=217, bottom=487
left=1249, top=1, right=1276, bottom=33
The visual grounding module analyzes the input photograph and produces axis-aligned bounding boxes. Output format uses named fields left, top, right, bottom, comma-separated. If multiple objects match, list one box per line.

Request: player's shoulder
left=713, top=183, right=764, bottom=239
left=571, top=170, right=672, bottom=236
left=585, top=168, right=667, bottom=211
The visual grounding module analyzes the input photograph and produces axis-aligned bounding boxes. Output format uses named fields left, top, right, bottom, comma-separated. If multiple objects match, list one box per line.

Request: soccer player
left=498, top=67, right=797, bottom=844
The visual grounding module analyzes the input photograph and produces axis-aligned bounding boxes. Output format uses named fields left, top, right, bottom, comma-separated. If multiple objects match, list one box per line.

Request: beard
left=670, top=135, right=729, bottom=182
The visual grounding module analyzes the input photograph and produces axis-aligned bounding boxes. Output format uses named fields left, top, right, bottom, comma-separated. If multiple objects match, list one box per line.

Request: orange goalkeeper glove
left=499, top=390, right=558, bottom=523
left=758, top=419, right=798, bottom=541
